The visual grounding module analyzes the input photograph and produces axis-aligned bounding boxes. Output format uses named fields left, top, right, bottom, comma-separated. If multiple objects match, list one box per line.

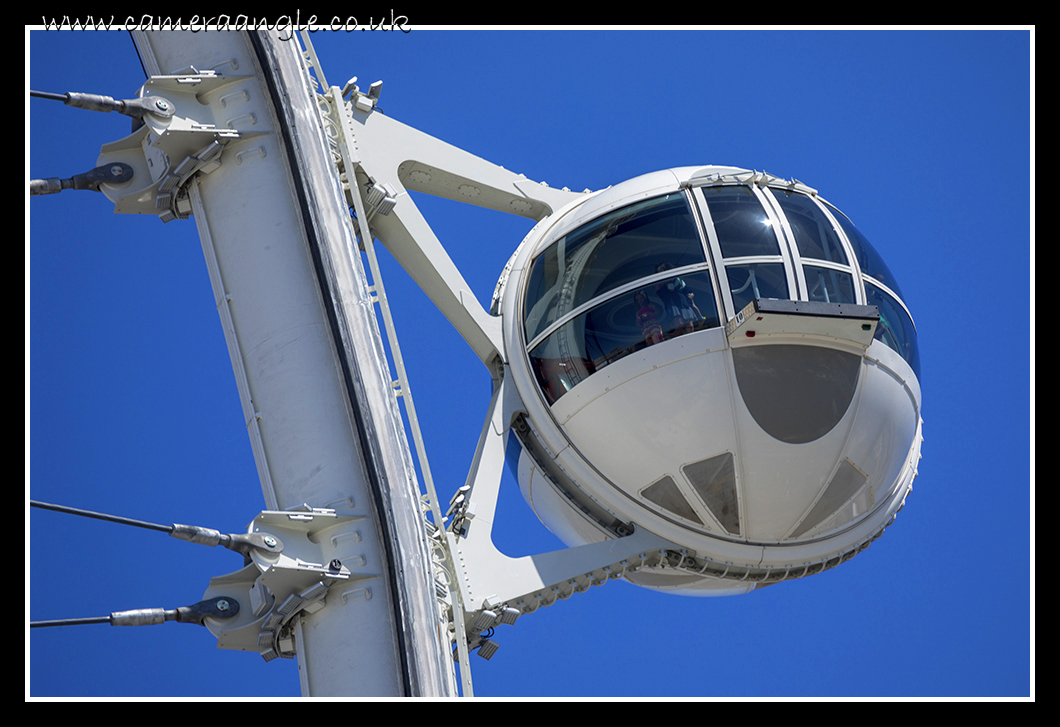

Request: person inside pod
left=654, top=261, right=702, bottom=336
left=633, top=289, right=665, bottom=346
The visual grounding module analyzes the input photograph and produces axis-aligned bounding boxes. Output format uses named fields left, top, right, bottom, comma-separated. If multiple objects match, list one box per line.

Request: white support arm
left=445, top=373, right=676, bottom=618
left=334, top=94, right=584, bottom=368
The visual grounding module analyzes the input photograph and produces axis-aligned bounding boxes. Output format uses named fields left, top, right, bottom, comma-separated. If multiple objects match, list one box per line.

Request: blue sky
left=28, top=28, right=1032, bottom=699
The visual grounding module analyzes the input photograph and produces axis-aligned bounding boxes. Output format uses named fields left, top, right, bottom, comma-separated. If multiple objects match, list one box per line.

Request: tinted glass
left=528, top=271, right=720, bottom=404
left=725, top=263, right=788, bottom=313
left=523, top=194, right=704, bottom=343
left=864, top=283, right=920, bottom=380
left=803, top=266, right=856, bottom=304
left=826, top=204, right=906, bottom=300
left=732, top=344, right=861, bottom=444
left=682, top=452, right=739, bottom=535
left=770, top=189, right=848, bottom=265
left=641, top=476, right=702, bottom=524
left=701, top=186, right=781, bottom=258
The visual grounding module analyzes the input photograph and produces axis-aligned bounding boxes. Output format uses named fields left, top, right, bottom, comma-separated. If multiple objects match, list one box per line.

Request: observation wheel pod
left=498, top=165, right=922, bottom=595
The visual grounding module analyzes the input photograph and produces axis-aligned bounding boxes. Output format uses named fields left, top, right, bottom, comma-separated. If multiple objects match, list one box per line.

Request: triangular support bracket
left=444, top=373, right=679, bottom=635
left=321, top=81, right=588, bottom=370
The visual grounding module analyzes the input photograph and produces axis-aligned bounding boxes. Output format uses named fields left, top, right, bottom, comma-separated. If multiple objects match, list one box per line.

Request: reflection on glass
left=803, top=266, right=856, bottom=304
left=523, top=193, right=704, bottom=343
left=529, top=272, right=720, bottom=405
left=826, top=203, right=906, bottom=300
left=769, top=189, right=848, bottom=265
left=725, top=263, right=788, bottom=313
left=702, top=186, right=781, bottom=258
left=864, top=283, right=920, bottom=379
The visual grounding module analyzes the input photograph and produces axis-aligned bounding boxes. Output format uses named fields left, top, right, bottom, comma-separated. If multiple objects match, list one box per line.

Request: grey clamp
left=196, top=507, right=369, bottom=662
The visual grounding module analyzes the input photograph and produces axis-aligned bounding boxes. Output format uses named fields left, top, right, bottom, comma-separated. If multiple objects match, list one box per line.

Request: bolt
left=329, top=559, right=342, bottom=571
left=110, top=165, right=124, bottom=177
left=216, top=599, right=231, bottom=611
left=154, top=99, right=169, bottom=111
left=263, top=535, right=277, bottom=548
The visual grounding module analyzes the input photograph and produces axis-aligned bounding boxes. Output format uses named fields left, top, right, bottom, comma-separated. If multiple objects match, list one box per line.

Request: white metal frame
left=110, top=29, right=457, bottom=697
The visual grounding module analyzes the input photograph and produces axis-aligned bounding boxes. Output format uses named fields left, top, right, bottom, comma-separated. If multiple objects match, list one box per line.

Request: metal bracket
left=94, top=71, right=267, bottom=222
left=341, top=76, right=382, bottom=114
left=198, top=507, right=369, bottom=662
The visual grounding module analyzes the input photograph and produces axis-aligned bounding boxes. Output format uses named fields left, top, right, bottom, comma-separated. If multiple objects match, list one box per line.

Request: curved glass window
left=725, top=263, right=788, bottom=314
left=523, top=193, right=704, bottom=344
left=826, top=203, right=906, bottom=301
left=769, top=189, right=848, bottom=265
left=528, top=271, right=720, bottom=405
left=701, top=186, right=781, bottom=258
left=803, top=266, right=856, bottom=304
left=864, top=283, right=920, bottom=380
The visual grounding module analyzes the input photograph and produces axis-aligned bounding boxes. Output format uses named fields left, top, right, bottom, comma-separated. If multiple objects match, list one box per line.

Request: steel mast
left=121, top=29, right=453, bottom=697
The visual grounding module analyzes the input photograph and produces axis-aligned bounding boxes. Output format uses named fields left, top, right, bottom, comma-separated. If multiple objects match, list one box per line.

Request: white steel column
left=130, top=30, right=454, bottom=697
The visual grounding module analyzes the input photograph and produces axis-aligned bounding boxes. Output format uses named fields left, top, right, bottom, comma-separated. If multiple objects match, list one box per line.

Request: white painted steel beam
left=129, top=30, right=454, bottom=697
left=342, top=103, right=584, bottom=368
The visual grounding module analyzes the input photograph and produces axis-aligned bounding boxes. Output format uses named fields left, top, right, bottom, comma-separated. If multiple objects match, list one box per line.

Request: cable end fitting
left=30, top=178, right=64, bottom=196
left=63, top=92, right=123, bottom=114
left=60, top=92, right=175, bottom=121
left=169, top=523, right=224, bottom=547
left=109, top=608, right=168, bottom=626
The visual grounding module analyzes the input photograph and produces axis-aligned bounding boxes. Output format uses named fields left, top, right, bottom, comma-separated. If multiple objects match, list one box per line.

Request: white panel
left=560, top=341, right=737, bottom=510
left=844, top=357, right=921, bottom=505
left=527, top=465, right=607, bottom=547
